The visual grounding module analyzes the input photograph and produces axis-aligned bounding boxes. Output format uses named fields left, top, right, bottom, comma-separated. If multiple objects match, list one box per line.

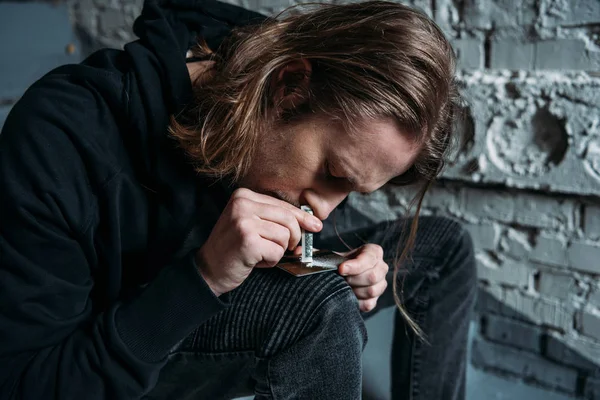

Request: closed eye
left=324, top=160, right=362, bottom=192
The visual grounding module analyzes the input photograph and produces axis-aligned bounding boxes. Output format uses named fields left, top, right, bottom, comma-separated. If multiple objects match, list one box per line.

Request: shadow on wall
left=474, top=287, right=600, bottom=398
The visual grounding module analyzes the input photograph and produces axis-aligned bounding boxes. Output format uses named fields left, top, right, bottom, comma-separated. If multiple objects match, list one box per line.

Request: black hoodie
left=0, top=1, right=269, bottom=398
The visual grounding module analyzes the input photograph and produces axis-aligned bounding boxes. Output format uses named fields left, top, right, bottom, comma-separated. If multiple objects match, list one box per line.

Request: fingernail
left=341, top=264, right=351, bottom=275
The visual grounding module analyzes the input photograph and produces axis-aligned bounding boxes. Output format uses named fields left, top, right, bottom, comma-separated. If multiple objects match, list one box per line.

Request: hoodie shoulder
left=1, top=50, right=132, bottom=188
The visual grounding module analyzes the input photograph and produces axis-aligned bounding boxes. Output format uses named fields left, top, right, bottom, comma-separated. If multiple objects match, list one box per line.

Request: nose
left=301, top=189, right=349, bottom=221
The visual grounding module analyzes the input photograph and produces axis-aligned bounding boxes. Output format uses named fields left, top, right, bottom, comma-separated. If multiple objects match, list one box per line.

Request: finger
left=345, top=261, right=389, bottom=287
left=233, top=188, right=322, bottom=232
left=292, top=246, right=302, bottom=256
left=254, top=237, right=286, bottom=268
left=231, top=198, right=302, bottom=250
left=252, top=202, right=302, bottom=250
left=358, top=298, right=378, bottom=312
left=338, top=245, right=382, bottom=276
left=350, top=279, right=388, bottom=300
left=256, top=220, right=291, bottom=251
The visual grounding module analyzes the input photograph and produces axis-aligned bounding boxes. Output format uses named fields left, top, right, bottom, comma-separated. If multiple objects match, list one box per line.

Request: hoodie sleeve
left=0, top=75, right=229, bottom=399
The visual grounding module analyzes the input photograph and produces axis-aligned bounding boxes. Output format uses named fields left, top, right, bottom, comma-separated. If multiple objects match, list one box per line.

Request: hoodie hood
left=131, top=0, right=270, bottom=117
left=113, top=0, right=268, bottom=215
left=100, top=0, right=269, bottom=262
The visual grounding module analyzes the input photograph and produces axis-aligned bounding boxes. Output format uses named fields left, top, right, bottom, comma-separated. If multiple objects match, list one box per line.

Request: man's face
left=238, top=114, right=420, bottom=221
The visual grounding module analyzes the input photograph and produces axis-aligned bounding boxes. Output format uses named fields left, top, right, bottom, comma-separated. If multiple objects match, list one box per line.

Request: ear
left=271, top=58, right=312, bottom=111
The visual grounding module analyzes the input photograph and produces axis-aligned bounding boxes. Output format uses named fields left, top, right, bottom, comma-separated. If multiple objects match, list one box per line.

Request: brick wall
left=13, top=0, right=600, bottom=397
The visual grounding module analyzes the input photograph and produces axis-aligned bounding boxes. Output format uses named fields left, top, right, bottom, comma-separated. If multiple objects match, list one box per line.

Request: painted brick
left=475, top=284, right=505, bottom=314
left=459, top=0, right=538, bottom=29
left=589, top=287, right=600, bottom=309
left=476, top=252, right=530, bottom=288
left=567, top=240, right=600, bottom=275
left=420, top=185, right=461, bottom=212
left=477, top=284, right=572, bottom=331
left=408, top=0, right=433, bottom=17
left=544, top=332, right=600, bottom=372
left=585, top=376, right=600, bottom=400
left=579, top=309, right=600, bottom=341
left=502, top=229, right=532, bottom=259
left=513, top=195, right=576, bottom=230
left=481, top=313, right=542, bottom=353
left=530, top=235, right=569, bottom=268
left=541, top=0, right=600, bottom=26
left=471, top=336, right=579, bottom=394
left=463, top=188, right=514, bottom=223
left=535, top=39, right=600, bottom=71
left=491, top=40, right=535, bottom=69
left=491, top=38, right=600, bottom=70
left=452, top=39, right=483, bottom=70
left=537, top=270, right=577, bottom=301
left=464, top=222, right=498, bottom=250
left=502, top=288, right=573, bottom=331
left=96, top=6, right=131, bottom=38
left=584, top=204, right=600, bottom=240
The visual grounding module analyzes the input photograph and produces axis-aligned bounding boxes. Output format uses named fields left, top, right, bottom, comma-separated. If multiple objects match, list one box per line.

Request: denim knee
left=312, top=286, right=368, bottom=351
left=414, top=216, right=478, bottom=303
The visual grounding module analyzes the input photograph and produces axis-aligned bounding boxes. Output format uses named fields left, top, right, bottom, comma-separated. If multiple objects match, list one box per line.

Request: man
left=0, top=0, right=476, bottom=399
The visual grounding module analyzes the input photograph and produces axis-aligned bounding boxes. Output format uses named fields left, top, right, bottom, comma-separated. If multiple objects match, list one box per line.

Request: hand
left=196, top=188, right=322, bottom=296
left=338, top=244, right=389, bottom=312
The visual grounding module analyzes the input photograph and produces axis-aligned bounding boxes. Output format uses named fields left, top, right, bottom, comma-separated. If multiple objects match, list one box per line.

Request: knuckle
left=369, top=298, right=378, bottom=309
left=362, top=299, right=376, bottom=312
left=367, top=286, right=378, bottom=298
left=239, top=231, right=256, bottom=250
left=231, top=197, right=250, bottom=215
left=382, top=262, right=390, bottom=273
left=235, top=218, right=251, bottom=235
left=232, top=188, right=250, bottom=198
left=368, top=270, right=379, bottom=285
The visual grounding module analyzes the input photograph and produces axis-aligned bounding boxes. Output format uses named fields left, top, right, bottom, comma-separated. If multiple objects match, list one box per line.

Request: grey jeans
left=143, top=212, right=477, bottom=400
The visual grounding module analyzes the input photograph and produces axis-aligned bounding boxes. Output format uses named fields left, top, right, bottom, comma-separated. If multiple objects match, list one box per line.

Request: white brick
left=502, top=228, right=532, bottom=259
left=502, top=288, right=573, bottom=331
left=567, top=240, right=600, bottom=275
left=481, top=313, right=542, bottom=353
left=584, top=204, right=600, bottom=240
left=535, top=39, right=600, bottom=70
left=585, top=376, right=600, bottom=400
left=452, top=38, right=483, bottom=70
left=530, top=235, right=569, bottom=268
left=421, top=185, right=461, bottom=212
left=589, top=287, right=600, bottom=309
left=463, top=188, right=514, bottom=223
left=475, top=284, right=504, bottom=314
left=476, top=252, right=530, bottom=288
left=545, top=331, right=600, bottom=372
left=459, top=0, right=538, bottom=29
left=542, top=1, right=600, bottom=26
left=490, top=38, right=600, bottom=70
left=513, top=195, right=576, bottom=230
left=465, top=222, right=498, bottom=250
left=491, top=39, right=535, bottom=69
left=471, top=337, right=578, bottom=394
left=537, top=270, right=577, bottom=301
left=579, top=308, right=600, bottom=341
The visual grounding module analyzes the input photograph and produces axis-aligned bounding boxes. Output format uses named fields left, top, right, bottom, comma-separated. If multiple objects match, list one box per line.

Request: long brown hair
left=170, top=0, right=464, bottom=338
